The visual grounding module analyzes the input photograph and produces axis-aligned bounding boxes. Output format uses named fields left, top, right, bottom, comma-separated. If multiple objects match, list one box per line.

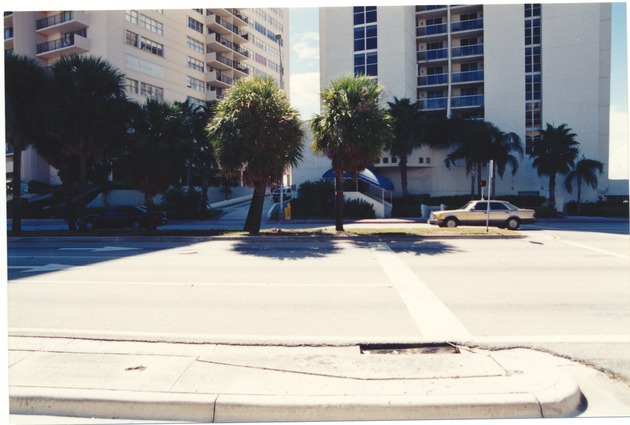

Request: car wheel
left=131, top=221, right=141, bottom=230
left=506, top=217, right=520, bottom=230
left=444, top=217, right=458, bottom=228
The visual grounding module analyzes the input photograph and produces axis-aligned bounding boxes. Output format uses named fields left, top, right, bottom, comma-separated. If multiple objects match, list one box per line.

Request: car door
left=468, top=201, right=488, bottom=225
left=489, top=201, right=510, bottom=225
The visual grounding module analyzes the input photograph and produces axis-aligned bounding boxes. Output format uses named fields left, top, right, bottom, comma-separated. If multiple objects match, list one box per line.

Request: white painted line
left=559, top=240, right=630, bottom=260
left=369, top=242, right=472, bottom=341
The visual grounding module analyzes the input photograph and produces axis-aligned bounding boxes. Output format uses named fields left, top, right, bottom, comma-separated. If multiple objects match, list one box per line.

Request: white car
left=428, top=200, right=536, bottom=230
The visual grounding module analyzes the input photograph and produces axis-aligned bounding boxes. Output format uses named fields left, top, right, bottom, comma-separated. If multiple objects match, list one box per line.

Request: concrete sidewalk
left=8, top=335, right=585, bottom=422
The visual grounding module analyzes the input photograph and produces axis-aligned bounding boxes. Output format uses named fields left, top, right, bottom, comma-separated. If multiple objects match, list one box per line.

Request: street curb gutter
left=10, top=375, right=584, bottom=422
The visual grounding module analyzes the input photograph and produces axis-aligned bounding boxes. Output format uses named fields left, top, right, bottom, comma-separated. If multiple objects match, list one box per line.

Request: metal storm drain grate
left=360, top=343, right=461, bottom=355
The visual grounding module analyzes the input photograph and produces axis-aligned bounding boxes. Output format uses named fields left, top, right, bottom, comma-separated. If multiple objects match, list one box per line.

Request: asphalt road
left=6, top=221, right=630, bottom=385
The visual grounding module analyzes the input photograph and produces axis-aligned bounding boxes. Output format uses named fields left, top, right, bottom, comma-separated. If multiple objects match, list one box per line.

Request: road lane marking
left=560, top=240, right=630, bottom=260
left=369, top=242, right=472, bottom=341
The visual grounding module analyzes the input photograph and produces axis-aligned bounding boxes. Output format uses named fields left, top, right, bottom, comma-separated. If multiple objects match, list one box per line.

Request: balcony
left=206, top=51, right=249, bottom=77
left=416, top=23, right=448, bottom=39
left=417, top=73, right=448, bottom=87
left=36, top=33, right=90, bottom=59
left=451, top=44, right=483, bottom=59
left=452, top=94, right=484, bottom=109
left=208, top=70, right=233, bottom=89
left=36, top=11, right=89, bottom=36
left=207, top=32, right=249, bottom=59
left=452, top=70, right=484, bottom=85
left=417, top=48, right=448, bottom=63
left=451, top=18, right=483, bottom=33
left=206, top=13, right=247, bottom=43
left=418, top=97, right=448, bottom=111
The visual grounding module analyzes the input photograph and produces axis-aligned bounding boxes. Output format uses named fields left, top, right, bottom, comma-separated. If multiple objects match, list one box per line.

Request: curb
left=10, top=375, right=584, bottom=422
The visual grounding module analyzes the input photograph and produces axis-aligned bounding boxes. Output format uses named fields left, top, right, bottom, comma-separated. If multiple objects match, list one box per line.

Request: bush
left=290, top=179, right=375, bottom=219
left=565, top=201, right=629, bottom=218
left=344, top=199, right=376, bottom=218
left=161, top=186, right=205, bottom=219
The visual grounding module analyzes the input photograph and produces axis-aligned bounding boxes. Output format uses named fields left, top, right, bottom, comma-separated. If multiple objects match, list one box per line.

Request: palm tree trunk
left=577, top=177, right=583, bottom=215
left=10, top=147, right=23, bottom=236
left=399, top=155, right=409, bottom=203
left=549, top=174, right=557, bottom=214
left=77, top=155, right=88, bottom=232
left=335, top=168, right=345, bottom=232
left=244, top=181, right=267, bottom=235
left=201, top=168, right=209, bottom=215
left=476, top=162, right=483, bottom=199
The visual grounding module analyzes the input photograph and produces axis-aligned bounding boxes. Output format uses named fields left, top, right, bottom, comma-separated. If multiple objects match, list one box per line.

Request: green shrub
left=161, top=186, right=204, bottom=219
left=291, top=180, right=335, bottom=218
left=344, top=198, right=376, bottom=218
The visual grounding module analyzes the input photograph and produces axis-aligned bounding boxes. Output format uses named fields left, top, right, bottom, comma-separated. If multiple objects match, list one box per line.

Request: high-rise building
left=318, top=4, right=625, bottom=205
left=4, top=7, right=289, bottom=186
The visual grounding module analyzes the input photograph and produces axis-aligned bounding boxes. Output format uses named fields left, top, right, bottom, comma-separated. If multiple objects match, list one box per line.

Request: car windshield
left=461, top=201, right=476, bottom=210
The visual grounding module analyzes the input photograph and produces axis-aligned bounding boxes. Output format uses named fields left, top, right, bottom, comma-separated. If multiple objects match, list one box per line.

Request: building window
left=192, top=8, right=203, bottom=15
left=354, top=52, right=378, bottom=76
left=140, top=82, right=164, bottom=100
left=187, top=36, right=204, bottom=53
left=139, top=14, right=164, bottom=36
left=383, top=157, right=389, bottom=164
left=419, top=157, right=424, bottom=164
left=140, top=36, right=164, bottom=57
left=188, top=17, right=203, bottom=33
left=187, top=56, right=204, bottom=72
left=125, top=10, right=138, bottom=25
left=187, top=76, right=205, bottom=92
left=525, top=3, right=542, bottom=154
left=353, top=6, right=377, bottom=25
left=125, top=30, right=138, bottom=47
left=426, top=157, right=431, bottom=164
left=126, top=78, right=139, bottom=94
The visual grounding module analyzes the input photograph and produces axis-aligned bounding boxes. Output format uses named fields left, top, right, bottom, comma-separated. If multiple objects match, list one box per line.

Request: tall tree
left=118, top=99, right=188, bottom=210
left=565, top=155, right=604, bottom=215
left=445, top=119, right=522, bottom=198
left=530, top=123, right=580, bottom=213
left=4, top=52, right=48, bottom=235
left=386, top=97, right=422, bottom=202
left=208, top=76, right=304, bottom=235
left=310, top=74, right=393, bottom=231
left=47, top=54, right=128, bottom=231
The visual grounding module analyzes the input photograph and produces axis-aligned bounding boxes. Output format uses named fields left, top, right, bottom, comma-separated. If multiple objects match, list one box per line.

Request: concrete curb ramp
left=8, top=338, right=584, bottom=422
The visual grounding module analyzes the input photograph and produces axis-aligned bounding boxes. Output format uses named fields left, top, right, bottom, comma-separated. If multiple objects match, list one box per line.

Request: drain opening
left=360, top=343, right=460, bottom=355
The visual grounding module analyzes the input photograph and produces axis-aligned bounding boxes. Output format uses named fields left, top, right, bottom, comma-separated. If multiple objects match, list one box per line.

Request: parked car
left=428, top=200, right=536, bottom=230
left=272, top=188, right=293, bottom=203
left=78, top=205, right=167, bottom=230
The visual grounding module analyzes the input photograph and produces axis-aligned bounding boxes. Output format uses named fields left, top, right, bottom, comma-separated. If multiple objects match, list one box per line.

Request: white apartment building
left=316, top=4, right=627, bottom=206
left=4, top=7, right=289, bottom=186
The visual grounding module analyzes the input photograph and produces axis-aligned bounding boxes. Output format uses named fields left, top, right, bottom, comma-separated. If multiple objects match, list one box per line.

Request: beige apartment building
left=4, top=7, right=289, bottom=186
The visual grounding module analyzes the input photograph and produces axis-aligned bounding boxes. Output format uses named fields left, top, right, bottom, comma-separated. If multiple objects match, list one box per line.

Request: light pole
left=275, top=32, right=285, bottom=221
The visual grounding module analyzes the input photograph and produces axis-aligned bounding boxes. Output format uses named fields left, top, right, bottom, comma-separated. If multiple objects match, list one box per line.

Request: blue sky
left=290, top=3, right=629, bottom=179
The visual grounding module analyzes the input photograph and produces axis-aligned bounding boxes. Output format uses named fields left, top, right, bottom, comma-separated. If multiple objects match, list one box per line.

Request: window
left=126, top=78, right=139, bottom=94
left=187, top=36, right=204, bottom=53
left=354, top=24, right=377, bottom=51
left=139, top=14, right=163, bottom=35
left=125, top=30, right=138, bottom=47
left=140, top=82, right=163, bottom=100
left=419, top=157, right=424, bottom=164
left=187, top=56, right=204, bottom=72
left=187, top=76, right=205, bottom=92
left=188, top=17, right=203, bottom=33
left=354, top=52, right=377, bottom=76
left=140, top=36, right=164, bottom=57
left=125, top=10, right=138, bottom=25
left=353, top=6, right=377, bottom=25
left=192, top=8, right=203, bottom=14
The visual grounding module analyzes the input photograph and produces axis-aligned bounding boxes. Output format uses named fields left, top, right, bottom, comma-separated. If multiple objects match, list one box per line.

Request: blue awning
left=322, top=167, right=394, bottom=191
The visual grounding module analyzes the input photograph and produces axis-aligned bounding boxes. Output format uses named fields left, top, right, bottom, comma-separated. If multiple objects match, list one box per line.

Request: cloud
left=291, top=32, right=320, bottom=63
left=290, top=72, right=321, bottom=120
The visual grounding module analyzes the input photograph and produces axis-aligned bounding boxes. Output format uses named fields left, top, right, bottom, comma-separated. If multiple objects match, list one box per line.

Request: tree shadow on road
left=231, top=237, right=343, bottom=260
left=385, top=239, right=461, bottom=256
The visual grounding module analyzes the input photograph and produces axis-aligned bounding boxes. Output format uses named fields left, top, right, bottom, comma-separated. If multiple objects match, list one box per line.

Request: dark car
left=79, top=205, right=167, bottom=230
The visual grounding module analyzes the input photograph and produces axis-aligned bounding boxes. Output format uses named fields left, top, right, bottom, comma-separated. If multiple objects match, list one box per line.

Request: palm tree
left=4, top=52, right=48, bottom=235
left=445, top=119, right=522, bottom=199
left=176, top=100, right=217, bottom=213
left=565, top=155, right=604, bottom=215
left=310, top=74, right=393, bottom=231
left=530, top=123, right=580, bottom=213
left=386, top=97, right=422, bottom=202
left=208, top=76, right=304, bottom=235
left=118, top=99, right=188, bottom=210
left=47, top=54, right=128, bottom=231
